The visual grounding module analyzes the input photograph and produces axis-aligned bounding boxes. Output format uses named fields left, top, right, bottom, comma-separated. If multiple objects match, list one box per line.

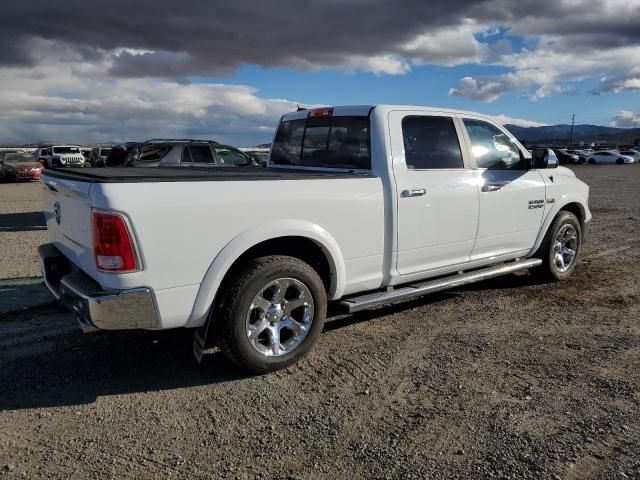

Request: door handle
left=481, top=183, right=503, bottom=192
left=401, top=188, right=426, bottom=198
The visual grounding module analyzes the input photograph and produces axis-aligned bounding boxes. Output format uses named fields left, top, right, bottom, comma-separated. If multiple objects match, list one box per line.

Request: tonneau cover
left=41, top=167, right=372, bottom=183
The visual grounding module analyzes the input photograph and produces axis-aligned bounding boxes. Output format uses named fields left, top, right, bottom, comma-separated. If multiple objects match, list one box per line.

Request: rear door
left=459, top=117, right=546, bottom=259
left=390, top=111, right=479, bottom=275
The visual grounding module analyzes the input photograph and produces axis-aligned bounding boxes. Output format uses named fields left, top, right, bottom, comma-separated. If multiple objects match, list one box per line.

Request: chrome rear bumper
left=38, top=243, right=159, bottom=332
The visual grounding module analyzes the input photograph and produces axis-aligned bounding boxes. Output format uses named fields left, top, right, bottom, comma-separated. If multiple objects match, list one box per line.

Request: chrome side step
left=339, top=258, right=542, bottom=313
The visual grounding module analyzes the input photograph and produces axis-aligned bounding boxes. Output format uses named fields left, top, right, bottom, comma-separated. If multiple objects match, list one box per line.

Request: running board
left=339, top=258, right=542, bottom=313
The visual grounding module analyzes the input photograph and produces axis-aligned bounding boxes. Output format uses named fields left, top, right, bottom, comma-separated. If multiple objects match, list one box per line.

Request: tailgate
left=41, top=174, right=96, bottom=276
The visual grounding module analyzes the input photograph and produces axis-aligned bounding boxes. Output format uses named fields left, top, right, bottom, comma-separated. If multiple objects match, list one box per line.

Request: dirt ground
left=0, top=165, right=639, bottom=479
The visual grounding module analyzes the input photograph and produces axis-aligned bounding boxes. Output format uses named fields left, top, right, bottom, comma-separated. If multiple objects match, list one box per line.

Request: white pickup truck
left=39, top=105, right=591, bottom=372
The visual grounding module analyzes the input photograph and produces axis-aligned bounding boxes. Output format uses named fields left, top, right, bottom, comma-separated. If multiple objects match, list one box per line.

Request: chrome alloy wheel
left=553, top=224, right=578, bottom=273
left=245, top=278, right=314, bottom=357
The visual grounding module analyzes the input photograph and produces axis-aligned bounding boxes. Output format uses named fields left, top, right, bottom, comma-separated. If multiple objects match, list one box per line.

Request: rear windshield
left=271, top=115, right=371, bottom=170
left=53, top=147, right=80, bottom=154
left=100, top=149, right=112, bottom=156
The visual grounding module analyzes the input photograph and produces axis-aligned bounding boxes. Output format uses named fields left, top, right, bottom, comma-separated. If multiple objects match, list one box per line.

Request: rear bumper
left=38, top=243, right=159, bottom=332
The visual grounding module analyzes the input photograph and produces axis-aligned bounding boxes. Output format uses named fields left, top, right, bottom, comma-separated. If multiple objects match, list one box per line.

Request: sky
left=1, top=0, right=639, bottom=146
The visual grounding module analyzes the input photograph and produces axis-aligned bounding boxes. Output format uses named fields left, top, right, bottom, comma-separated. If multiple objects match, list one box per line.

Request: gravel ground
left=0, top=182, right=47, bottom=279
left=0, top=165, right=639, bottom=479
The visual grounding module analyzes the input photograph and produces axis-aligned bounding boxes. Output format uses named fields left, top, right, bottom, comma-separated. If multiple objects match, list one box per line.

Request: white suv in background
left=46, top=145, right=86, bottom=168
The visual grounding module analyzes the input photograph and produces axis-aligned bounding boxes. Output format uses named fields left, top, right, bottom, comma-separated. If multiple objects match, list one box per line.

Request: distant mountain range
left=505, top=124, right=640, bottom=145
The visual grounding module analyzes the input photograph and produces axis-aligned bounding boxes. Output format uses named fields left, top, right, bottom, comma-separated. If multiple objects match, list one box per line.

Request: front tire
left=534, top=211, right=582, bottom=281
left=216, top=255, right=327, bottom=373
left=616, top=158, right=624, bottom=165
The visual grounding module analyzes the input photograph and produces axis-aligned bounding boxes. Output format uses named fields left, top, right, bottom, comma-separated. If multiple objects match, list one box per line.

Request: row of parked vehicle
left=554, top=148, right=640, bottom=165
left=30, top=139, right=269, bottom=171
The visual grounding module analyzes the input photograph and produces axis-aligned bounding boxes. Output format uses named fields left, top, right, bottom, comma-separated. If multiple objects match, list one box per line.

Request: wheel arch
left=529, top=199, right=587, bottom=256
left=186, top=221, right=345, bottom=327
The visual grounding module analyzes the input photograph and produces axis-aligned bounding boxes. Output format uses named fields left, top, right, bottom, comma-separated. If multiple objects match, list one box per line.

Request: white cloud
left=402, top=20, right=489, bottom=66
left=344, top=54, right=411, bottom=76
left=0, top=58, right=296, bottom=145
left=611, top=110, right=640, bottom=128
left=450, top=42, right=640, bottom=101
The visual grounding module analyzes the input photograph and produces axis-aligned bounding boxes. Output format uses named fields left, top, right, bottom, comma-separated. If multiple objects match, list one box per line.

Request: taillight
left=308, top=107, right=333, bottom=119
left=92, top=210, right=139, bottom=272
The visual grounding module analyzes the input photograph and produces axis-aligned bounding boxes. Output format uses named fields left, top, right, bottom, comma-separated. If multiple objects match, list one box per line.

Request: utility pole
left=569, top=114, right=575, bottom=145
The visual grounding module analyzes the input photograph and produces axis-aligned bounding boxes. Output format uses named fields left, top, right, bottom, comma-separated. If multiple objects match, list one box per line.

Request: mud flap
left=192, top=323, right=210, bottom=364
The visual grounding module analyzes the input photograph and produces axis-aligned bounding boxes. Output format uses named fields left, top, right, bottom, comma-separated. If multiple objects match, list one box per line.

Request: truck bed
left=41, top=167, right=372, bottom=183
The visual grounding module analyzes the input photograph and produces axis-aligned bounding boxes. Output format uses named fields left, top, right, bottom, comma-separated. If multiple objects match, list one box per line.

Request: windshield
left=99, top=149, right=112, bottom=156
left=271, top=115, right=371, bottom=170
left=53, top=147, right=80, bottom=154
left=4, top=154, right=35, bottom=163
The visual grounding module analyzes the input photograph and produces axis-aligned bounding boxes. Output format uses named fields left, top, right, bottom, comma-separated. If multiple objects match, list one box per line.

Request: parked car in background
left=81, top=147, right=92, bottom=162
left=34, top=147, right=50, bottom=166
left=45, top=145, right=86, bottom=168
left=104, top=143, right=140, bottom=167
left=247, top=151, right=270, bottom=166
left=90, top=146, right=113, bottom=167
left=0, top=152, right=43, bottom=181
left=619, top=149, right=640, bottom=162
left=564, top=149, right=590, bottom=164
left=554, top=149, right=580, bottom=164
left=587, top=151, right=635, bottom=164
left=129, top=139, right=256, bottom=167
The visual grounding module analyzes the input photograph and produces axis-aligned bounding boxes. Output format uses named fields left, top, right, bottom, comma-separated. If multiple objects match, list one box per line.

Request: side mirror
left=531, top=148, right=558, bottom=169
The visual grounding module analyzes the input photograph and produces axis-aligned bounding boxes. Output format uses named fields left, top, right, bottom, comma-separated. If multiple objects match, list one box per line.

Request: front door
left=390, top=112, right=479, bottom=275
left=460, top=117, right=546, bottom=260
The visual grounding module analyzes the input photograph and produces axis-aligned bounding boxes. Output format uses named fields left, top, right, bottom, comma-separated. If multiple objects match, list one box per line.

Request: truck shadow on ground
left=0, top=272, right=548, bottom=411
left=0, top=211, right=46, bottom=232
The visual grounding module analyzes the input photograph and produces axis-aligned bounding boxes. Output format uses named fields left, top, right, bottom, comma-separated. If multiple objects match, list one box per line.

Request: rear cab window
left=271, top=108, right=371, bottom=170
left=401, top=116, right=464, bottom=169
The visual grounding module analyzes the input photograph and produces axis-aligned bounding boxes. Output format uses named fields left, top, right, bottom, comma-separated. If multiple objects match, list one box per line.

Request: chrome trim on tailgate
left=38, top=243, right=159, bottom=332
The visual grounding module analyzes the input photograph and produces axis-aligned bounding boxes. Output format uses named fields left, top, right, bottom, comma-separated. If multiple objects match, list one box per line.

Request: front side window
left=463, top=119, right=524, bottom=170
left=271, top=115, right=371, bottom=170
left=401, top=116, right=464, bottom=169
left=215, top=147, right=252, bottom=165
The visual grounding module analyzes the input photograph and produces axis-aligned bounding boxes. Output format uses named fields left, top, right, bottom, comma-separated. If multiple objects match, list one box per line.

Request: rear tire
left=216, top=255, right=327, bottom=373
left=533, top=211, right=582, bottom=281
left=588, top=158, right=596, bottom=164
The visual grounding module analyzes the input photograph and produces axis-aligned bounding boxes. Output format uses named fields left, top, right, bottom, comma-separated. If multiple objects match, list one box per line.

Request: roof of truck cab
left=281, top=105, right=496, bottom=122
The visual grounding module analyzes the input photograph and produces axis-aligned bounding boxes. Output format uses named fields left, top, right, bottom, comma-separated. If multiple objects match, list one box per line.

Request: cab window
left=463, top=119, right=524, bottom=170
left=401, top=116, right=464, bottom=169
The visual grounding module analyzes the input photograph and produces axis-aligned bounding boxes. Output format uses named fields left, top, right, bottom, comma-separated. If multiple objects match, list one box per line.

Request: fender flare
left=186, top=220, right=346, bottom=327
left=528, top=195, right=587, bottom=256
